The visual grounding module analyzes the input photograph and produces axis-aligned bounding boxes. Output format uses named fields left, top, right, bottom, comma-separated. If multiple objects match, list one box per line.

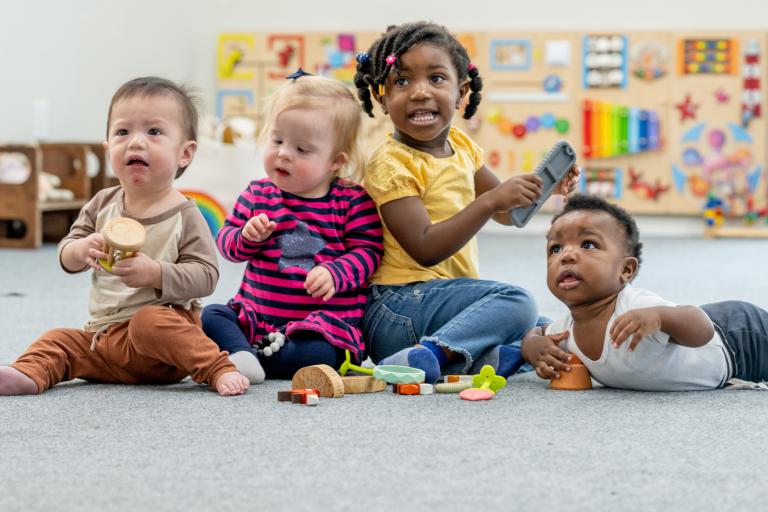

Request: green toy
left=338, top=350, right=426, bottom=384
left=459, top=365, right=507, bottom=401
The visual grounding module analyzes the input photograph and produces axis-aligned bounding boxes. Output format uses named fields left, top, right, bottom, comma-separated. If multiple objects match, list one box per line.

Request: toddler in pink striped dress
left=202, top=73, right=383, bottom=382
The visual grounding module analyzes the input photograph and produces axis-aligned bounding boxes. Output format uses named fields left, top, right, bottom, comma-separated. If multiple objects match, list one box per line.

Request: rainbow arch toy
left=178, top=189, right=227, bottom=236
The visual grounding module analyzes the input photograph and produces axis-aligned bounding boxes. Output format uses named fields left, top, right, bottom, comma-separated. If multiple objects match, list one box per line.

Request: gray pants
left=701, top=301, right=768, bottom=383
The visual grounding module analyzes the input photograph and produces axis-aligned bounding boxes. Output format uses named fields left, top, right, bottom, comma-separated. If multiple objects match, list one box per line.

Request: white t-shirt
left=545, top=286, right=731, bottom=391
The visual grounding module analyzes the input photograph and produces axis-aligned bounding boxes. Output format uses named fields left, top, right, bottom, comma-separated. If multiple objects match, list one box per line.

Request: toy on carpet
left=392, top=383, right=434, bottom=395
left=435, top=381, right=472, bottom=393
left=459, top=365, right=507, bottom=401
left=550, top=354, right=593, bottom=390
left=341, top=375, right=387, bottom=394
left=98, top=217, right=145, bottom=273
left=277, top=388, right=319, bottom=406
left=509, top=140, right=577, bottom=227
left=338, top=350, right=426, bottom=384
left=291, top=364, right=344, bottom=398
left=444, top=375, right=474, bottom=383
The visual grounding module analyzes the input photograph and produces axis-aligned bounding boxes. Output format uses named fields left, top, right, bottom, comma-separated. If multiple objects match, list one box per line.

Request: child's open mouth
left=557, top=270, right=582, bottom=289
left=409, top=111, right=437, bottom=124
left=126, top=158, right=148, bottom=167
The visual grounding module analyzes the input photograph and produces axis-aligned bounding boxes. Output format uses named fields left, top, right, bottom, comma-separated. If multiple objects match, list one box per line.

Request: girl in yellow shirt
left=354, top=21, right=578, bottom=383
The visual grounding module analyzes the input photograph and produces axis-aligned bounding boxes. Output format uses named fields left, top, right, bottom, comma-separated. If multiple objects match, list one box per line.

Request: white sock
left=229, top=351, right=265, bottom=384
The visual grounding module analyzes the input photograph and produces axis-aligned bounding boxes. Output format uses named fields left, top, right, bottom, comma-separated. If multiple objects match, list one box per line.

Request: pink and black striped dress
left=217, top=178, right=383, bottom=361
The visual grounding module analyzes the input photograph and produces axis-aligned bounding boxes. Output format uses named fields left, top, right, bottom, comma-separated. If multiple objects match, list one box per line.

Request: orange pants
left=12, top=305, right=236, bottom=393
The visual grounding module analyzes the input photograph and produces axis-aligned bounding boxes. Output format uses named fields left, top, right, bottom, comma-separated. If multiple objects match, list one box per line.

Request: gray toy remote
left=509, top=141, right=577, bottom=227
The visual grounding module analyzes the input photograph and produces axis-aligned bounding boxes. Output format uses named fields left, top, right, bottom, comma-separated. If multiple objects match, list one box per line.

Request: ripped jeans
left=362, top=278, right=540, bottom=374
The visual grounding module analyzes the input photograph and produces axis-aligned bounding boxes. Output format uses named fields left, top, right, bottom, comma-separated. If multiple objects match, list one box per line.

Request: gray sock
left=229, top=351, right=265, bottom=384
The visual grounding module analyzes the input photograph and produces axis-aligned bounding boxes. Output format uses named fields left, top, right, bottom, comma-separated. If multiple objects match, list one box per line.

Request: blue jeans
left=701, top=301, right=768, bottom=383
left=362, top=278, right=540, bottom=374
left=201, top=304, right=341, bottom=379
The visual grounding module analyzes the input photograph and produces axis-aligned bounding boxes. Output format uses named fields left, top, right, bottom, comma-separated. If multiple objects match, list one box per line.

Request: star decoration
left=278, top=221, right=326, bottom=272
left=714, top=88, right=730, bottom=103
left=675, top=94, right=699, bottom=122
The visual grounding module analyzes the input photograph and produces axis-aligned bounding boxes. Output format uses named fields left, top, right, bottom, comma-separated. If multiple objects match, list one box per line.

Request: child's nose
left=128, top=133, right=146, bottom=148
left=410, top=80, right=431, bottom=100
left=560, top=246, right=578, bottom=261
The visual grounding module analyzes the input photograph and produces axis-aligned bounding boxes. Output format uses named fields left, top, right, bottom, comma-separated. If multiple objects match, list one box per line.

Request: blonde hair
left=261, top=75, right=365, bottom=183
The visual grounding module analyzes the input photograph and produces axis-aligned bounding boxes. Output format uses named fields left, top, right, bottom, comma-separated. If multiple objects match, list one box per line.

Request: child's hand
left=489, top=174, right=543, bottom=211
left=110, top=252, right=162, bottom=289
left=522, top=330, right=571, bottom=380
left=242, top=213, right=276, bottom=242
left=555, top=164, right=581, bottom=197
left=79, top=233, right=108, bottom=270
left=610, top=308, right=662, bottom=351
left=305, top=266, right=335, bottom=301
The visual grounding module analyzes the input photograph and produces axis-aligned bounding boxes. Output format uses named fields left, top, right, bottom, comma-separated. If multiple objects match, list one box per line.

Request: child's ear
left=330, top=151, right=348, bottom=172
left=456, top=81, right=471, bottom=109
left=178, top=140, right=197, bottom=169
left=372, top=86, right=388, bottom=115
left=620, top=256, right=639, bottom=283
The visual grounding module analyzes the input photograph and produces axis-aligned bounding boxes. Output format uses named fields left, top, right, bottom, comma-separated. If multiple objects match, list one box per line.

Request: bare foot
left=215, top=371, right=249, bottom=396
left=0, top=367, right=39, bottom=395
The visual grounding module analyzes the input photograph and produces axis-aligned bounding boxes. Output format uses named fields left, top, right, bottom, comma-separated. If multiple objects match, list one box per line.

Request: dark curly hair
left=107, top=76, right=198, bottom=179
left=552, top=194, right=643, bottom=274
left=353, top=21, right=482, bottom=119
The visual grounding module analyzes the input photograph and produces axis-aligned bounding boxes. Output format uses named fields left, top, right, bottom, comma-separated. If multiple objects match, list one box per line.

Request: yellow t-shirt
left=364, top=127, right=483, bottom=285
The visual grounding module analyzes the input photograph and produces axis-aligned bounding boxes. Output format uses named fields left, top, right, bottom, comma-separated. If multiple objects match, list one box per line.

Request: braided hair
left=354, top=21, right=482, bottom=119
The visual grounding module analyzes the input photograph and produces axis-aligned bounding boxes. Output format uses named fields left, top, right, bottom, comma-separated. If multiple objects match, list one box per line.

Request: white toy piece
left=258, top=331, right=286, bottom=357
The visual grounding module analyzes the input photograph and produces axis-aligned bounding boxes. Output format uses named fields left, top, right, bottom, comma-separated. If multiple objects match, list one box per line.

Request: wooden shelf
left=704, top=226, right=768, bottom=239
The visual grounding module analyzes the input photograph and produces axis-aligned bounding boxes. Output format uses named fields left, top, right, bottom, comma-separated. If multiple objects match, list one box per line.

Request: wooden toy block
left=305, top=394, right=319, bottom=406
left=280, top=388, right=320, bottom=404
left=291, top=364, right=344, bottom=398
left=445, top=375, right=473, bottom=383
left=393, top=383, right=420, bottom=395
left=98, top=217, right=146, bottom=272
left=290, top=388, right=320, bottom=404
left=419, top=383, right=434, bottom=395
left=550, top=354, right=593, bottom=390
left=341, top=375, right=386, bottom=394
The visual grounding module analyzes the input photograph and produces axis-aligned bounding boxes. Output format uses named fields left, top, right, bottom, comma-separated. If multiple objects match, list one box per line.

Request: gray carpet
left=2, top=232, right=767, bottom=511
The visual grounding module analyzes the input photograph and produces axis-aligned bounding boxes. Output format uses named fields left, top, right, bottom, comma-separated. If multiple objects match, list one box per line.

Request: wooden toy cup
left=550, top=354, right=593, bottom=390
left=98, top=217, right=145, bottom=272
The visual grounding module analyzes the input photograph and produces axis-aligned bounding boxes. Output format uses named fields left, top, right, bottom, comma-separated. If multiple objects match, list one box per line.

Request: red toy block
left=393, top=383, right=420, bottom=395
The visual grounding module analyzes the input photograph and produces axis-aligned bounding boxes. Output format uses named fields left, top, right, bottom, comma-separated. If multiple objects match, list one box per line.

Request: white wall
left=2, top=0, right=767, bottom=142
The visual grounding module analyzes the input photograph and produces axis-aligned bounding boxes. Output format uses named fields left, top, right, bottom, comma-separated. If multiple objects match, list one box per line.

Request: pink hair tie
left=467, top=63, right=477, bottom=72
left=385, top=54, right=397, bottom=66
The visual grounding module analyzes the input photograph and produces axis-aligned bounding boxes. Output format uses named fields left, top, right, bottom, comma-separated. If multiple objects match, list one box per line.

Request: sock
left=420, top=341, right=449, bottom=368
left=469, top=345, right=525, bottom=379
left=378, top=345, right=440, bottom=384
left=229, top=350, right=265, bottom=384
